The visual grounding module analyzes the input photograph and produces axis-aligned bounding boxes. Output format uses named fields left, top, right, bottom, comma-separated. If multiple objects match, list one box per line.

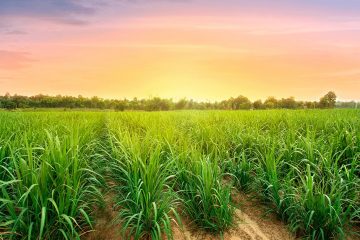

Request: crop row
left=1, top=110, right=359, bottom=239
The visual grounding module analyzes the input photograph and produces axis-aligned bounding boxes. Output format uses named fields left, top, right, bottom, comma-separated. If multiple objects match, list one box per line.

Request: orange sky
left=0, top=0, right=359, bottom=101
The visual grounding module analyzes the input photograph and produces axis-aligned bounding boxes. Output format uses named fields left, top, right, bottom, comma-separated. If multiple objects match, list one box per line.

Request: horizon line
left=1, top=91, right=359, bottom=103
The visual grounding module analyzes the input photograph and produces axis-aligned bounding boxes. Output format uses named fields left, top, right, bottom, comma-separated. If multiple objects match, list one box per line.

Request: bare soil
left=84, top=190, right=295, bottom=240
left=172, top=191, right=294, bottom=240
left=83, top=184, right=359, bottom=240
left=85, top=192, right=122, bottom=240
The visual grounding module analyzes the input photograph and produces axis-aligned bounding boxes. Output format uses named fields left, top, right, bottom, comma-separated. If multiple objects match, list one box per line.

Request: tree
left=0, top=91, right=342, bottom=111
left=304, top=101, right=315, bottom=109
left=175, top=98, right=188, bottom=110
left=337, top=101, right=357, bottom=109
left=253, top=99, right=264, bottom=109
left=145, top=97, right=172, bottom=111
left=114, top=100, right=127, bottom=111
left=319, top=91, right=337, bottom=108
left=264, top=96, right=278, bottom=109
left=279, top=97, right=297, bottom=109
left=230, top=95, right=252, bottom=110
left=3, top=100, right=17, bottom=110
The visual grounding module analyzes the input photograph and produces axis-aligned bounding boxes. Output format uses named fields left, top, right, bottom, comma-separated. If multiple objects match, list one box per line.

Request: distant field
left=1, top=110, right=359, bottom=240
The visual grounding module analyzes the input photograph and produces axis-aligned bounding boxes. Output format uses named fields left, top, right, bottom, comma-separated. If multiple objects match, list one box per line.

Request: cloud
left=0, top=22, right=27, bottom=35
left=4, top=30, right=27, bottom=35
left=0, top=50, right=34, bottom=70
left=0, top=0, right=95, bottom=25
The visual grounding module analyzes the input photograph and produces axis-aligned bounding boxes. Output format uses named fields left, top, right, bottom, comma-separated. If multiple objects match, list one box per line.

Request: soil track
left=85, top=192, right=122, bottom=240
left=85, top=190, right=295, bottom=240
left=172, top=191, right=294, bottom=240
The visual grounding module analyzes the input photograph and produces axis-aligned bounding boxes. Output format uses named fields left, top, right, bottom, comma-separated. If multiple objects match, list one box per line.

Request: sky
left=0, top=0, right=359, bottom=101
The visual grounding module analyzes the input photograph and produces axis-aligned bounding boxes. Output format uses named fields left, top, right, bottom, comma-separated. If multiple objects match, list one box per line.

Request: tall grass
left=178, top=154, right=235, bottom=233
left=108, top=124, right=181, bottom=240
left=1, top=110, right=359, bottom=239
left=0, top=113, right=104, bottom=239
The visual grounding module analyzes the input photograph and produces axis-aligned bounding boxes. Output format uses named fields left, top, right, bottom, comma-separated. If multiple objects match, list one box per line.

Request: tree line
left=0, top=91, right=357, bottom=111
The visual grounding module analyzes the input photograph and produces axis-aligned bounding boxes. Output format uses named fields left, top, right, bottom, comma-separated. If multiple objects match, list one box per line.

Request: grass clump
left=0, top=113, right=104, bottom=239
left=287, top=163, right=359, bottom=240
left=178, top=154, right=235, bottom=234
left=109, top=132, right=181, bottom=240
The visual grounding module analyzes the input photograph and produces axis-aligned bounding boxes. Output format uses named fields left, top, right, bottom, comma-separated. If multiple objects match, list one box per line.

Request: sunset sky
left=0, top=0, right=359, bottom=101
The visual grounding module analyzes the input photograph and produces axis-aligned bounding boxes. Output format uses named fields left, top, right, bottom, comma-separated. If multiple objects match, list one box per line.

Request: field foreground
left=86, top=187, right=294, bottom=240
left=0, top=110, right=359, bottom=240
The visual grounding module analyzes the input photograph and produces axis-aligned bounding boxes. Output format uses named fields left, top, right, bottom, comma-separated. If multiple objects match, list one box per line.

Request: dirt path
left=85, top=185, right=123, bottom=240
left=84, top=189, right=295, bottom=240
left=172, top=191, right=294, bottom=240
left=230, top=192, right=294, bottom=240
left=83, top=177, right=358, bottom=240
left=85, top=189, right=360, bottom=240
